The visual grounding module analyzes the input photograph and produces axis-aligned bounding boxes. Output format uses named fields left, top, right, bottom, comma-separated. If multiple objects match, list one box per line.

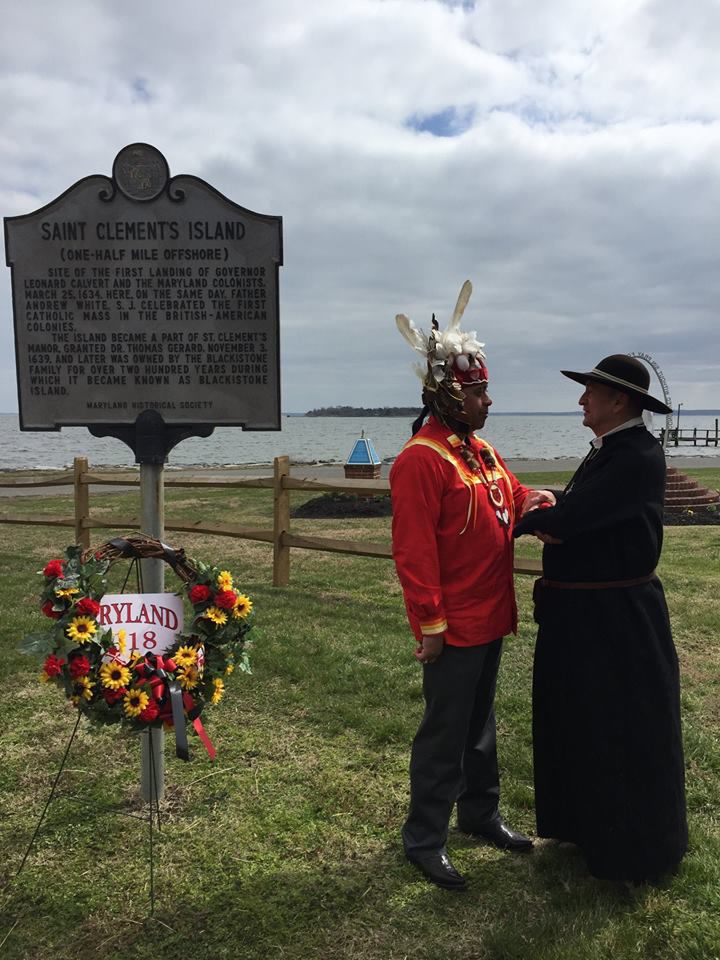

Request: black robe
left=513, top=426, right=687, bottom=882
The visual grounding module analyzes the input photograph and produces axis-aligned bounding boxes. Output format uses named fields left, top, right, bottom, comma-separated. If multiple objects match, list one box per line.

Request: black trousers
left=402, top=638, right=503, bottom=857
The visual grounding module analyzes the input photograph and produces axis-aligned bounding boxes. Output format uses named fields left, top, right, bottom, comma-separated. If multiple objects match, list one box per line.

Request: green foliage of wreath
left=22, top=543, right=254, bottom=735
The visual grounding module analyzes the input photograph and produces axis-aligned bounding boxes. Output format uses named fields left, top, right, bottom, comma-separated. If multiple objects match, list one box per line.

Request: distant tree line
left=305, top=405, right=420, bottom=417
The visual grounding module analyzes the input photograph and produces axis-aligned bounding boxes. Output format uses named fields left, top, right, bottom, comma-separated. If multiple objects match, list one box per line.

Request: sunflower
left=232, top=594, right=253, bottom=619
left=73, top=676, right=95, bottom=702
left=178, top=665, right=200, bottom=690
left=55, top=587, right=80, bottom=598
left=210, top=677, right=225, bottom=705
left=123, top=688, right=150, bottom=717
left=217, top=570, right=234, bottom=591
left=66, top=616, right=98, bottom=643
left=99, top=662, right=131, bottom=690
left=204, top=606, right=228, bottom=626
left=174, top=645, right=198, bottom=668
left=225, top=662, right=235, bottom=675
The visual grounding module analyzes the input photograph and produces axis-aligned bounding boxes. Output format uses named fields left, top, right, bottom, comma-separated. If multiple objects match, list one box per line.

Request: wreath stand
left=6, top=537, right=202, bottom=918
left=6, top=413, right=223, bottom=919
left=7, top=710, right=165, bottom=917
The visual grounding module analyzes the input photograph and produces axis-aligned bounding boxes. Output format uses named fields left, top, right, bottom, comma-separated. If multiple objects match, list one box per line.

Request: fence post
left=273, top=456, right=291, bottom=587
left=74, top=457, right=90, bottom=549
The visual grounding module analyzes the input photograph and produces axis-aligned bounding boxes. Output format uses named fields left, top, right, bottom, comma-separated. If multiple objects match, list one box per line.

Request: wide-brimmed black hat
left=561, top=354, right=672, bottom=414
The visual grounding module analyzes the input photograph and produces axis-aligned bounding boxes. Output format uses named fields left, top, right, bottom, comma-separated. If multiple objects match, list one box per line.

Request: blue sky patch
left=407, top=105, right=474, bottom=137
left=131, top=77, right=152, bottom=103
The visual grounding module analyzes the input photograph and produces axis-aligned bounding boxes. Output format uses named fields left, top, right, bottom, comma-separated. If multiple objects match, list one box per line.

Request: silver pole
left=140, top=462, right=165, bottom=802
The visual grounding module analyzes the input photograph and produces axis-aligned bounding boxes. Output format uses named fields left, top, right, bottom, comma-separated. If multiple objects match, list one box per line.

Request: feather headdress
left=395, top=280, right=487, bottom=388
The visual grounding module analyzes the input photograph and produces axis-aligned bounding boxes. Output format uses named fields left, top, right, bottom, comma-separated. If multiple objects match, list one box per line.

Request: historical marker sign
left=4, top=143, right=283, bottom=432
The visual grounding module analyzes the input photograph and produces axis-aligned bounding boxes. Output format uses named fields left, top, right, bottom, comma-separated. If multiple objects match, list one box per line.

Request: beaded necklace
left=459, top=438, right=510, bottom=529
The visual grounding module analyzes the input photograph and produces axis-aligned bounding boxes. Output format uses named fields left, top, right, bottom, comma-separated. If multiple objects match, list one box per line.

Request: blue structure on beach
left=344, top=431, right=382, bottom=478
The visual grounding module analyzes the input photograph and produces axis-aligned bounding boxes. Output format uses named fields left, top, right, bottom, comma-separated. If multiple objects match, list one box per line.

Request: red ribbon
left=133, top=653, right=189, bottom=760
left=131, top=654, right=217, bottom=761
left=182, top=692, right=216, bottom=761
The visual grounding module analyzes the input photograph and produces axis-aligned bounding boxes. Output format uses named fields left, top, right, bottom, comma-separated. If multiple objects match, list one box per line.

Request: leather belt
left=539, top=571, right=657, bottom=590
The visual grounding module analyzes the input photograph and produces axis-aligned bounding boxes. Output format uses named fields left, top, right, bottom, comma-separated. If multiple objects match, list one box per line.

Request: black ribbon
left=134, top=654, right=190, bottom=762
left=167, top=679, right=189, bottom=761
left=109, top=536, right=140, bottom=557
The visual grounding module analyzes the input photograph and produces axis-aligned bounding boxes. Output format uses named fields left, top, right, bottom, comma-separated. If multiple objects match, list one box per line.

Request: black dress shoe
left=407, top=852, right=467, bottom=890
left=458, top=817, right=533, bottom=852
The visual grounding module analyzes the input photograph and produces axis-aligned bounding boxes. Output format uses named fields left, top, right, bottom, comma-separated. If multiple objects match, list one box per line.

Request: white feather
left=447, top=280, right=473, bottom=331
left=395, top=313, right=427, bottom=355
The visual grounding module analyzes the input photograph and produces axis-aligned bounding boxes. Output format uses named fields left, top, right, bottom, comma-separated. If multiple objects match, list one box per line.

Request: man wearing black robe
left=514, top=354, right=687, bottom=883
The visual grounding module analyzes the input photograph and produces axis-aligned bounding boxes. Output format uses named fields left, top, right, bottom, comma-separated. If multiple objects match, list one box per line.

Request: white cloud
left=1, top=0, right=719, bottom=421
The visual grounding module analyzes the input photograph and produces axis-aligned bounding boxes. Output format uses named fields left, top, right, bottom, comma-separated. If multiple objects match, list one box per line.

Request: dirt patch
left=664, top=509, right=720, bottom=526
left=292, top=492, right=392, bottom=519
left=292, top=494, right=720, bottom=525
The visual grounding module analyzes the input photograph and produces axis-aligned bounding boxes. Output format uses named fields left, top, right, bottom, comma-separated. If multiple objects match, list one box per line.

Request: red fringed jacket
left=390, top=417, right=529, bottom=647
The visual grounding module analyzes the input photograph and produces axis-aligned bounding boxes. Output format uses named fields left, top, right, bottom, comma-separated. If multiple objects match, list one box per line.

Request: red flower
left=41, top=600, right=62, bottom=620
left=214, top=590, right=238, bottom=610
left=43, top=559, right=65, bottom=579
left=76, top=597, right=100, bottom=617
left=139, top=701, right=160, bottom=722
left=103, top=687, right=126, bottom=705
left=69, top=655, right=91, bottom=678
left=189, top=584, right=212, bottom=604
left=43, top=654, right=65, bottom=677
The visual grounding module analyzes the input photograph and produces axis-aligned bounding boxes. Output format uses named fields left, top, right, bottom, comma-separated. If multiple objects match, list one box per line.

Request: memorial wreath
left=22, top=534, right=254, bottom=758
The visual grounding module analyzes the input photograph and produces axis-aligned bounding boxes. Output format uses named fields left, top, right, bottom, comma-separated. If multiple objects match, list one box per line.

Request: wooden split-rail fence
left=0, top=456, right=543, bottom=586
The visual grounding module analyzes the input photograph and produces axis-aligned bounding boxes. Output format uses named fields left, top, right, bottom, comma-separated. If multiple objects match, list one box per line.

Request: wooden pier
left=658, top=419, right=720, bottom=447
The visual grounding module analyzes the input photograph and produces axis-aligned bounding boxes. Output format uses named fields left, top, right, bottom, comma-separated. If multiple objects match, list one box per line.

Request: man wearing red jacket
left=391, top=282, right=554, bottom=890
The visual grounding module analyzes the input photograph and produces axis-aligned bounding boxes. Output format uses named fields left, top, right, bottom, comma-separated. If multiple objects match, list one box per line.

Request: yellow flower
left=232, top=594, right=253, bottom=619
left=178, top=665, right=200, bottom=690
left=210, top=678, right=225, bottom=705
left=73, top=676, right=95, bottom=701
left=217, top=570, right=233, bottom=591
left=115, top=628, right=127, bottom=656
left=55, top=587, right=80, bottom=598
left=66, top=616, right=97, bottom=643
left=225, top=662, right=235, bottom=676
left=99, top=662, right=131, bottom=690
left=204, top=606, right=228, bottom=626
left=123, top=688, right=150, bottom=717
left=174, top=645, right=198, bottom=668
left=39, top=671, right=50, bottom=684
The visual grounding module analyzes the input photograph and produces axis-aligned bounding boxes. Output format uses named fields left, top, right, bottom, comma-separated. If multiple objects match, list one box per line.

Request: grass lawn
left=0, top=479, right=719, bottom=959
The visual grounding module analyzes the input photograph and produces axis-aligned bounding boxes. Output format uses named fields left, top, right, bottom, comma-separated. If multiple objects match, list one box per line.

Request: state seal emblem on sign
left=112, top=142, right=169, bottom=201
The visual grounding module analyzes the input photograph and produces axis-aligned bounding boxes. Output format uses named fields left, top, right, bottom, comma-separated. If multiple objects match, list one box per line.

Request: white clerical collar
left=591, top=416, right=645, bottom=449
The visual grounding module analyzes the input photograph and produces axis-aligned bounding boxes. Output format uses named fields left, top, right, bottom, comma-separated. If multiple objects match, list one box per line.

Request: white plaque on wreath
left=99, top=593, right=184, bottom=663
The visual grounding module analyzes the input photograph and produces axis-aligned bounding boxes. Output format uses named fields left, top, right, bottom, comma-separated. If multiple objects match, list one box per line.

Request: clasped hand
left=521, top=489, right=557, bottom=515
left=520, top=489, right=563, bottom=544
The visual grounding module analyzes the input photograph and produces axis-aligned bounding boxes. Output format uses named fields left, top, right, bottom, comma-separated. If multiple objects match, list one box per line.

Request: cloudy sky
left=2, top=0, right=719, bottom=414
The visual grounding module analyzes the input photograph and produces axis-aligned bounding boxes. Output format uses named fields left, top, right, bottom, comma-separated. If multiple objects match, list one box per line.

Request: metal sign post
left=140, top=460, right=165, bottom=802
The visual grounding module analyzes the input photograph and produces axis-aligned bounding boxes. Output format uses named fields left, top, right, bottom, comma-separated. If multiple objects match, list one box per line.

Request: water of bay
left=1, top=412, right=718, bottom=471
